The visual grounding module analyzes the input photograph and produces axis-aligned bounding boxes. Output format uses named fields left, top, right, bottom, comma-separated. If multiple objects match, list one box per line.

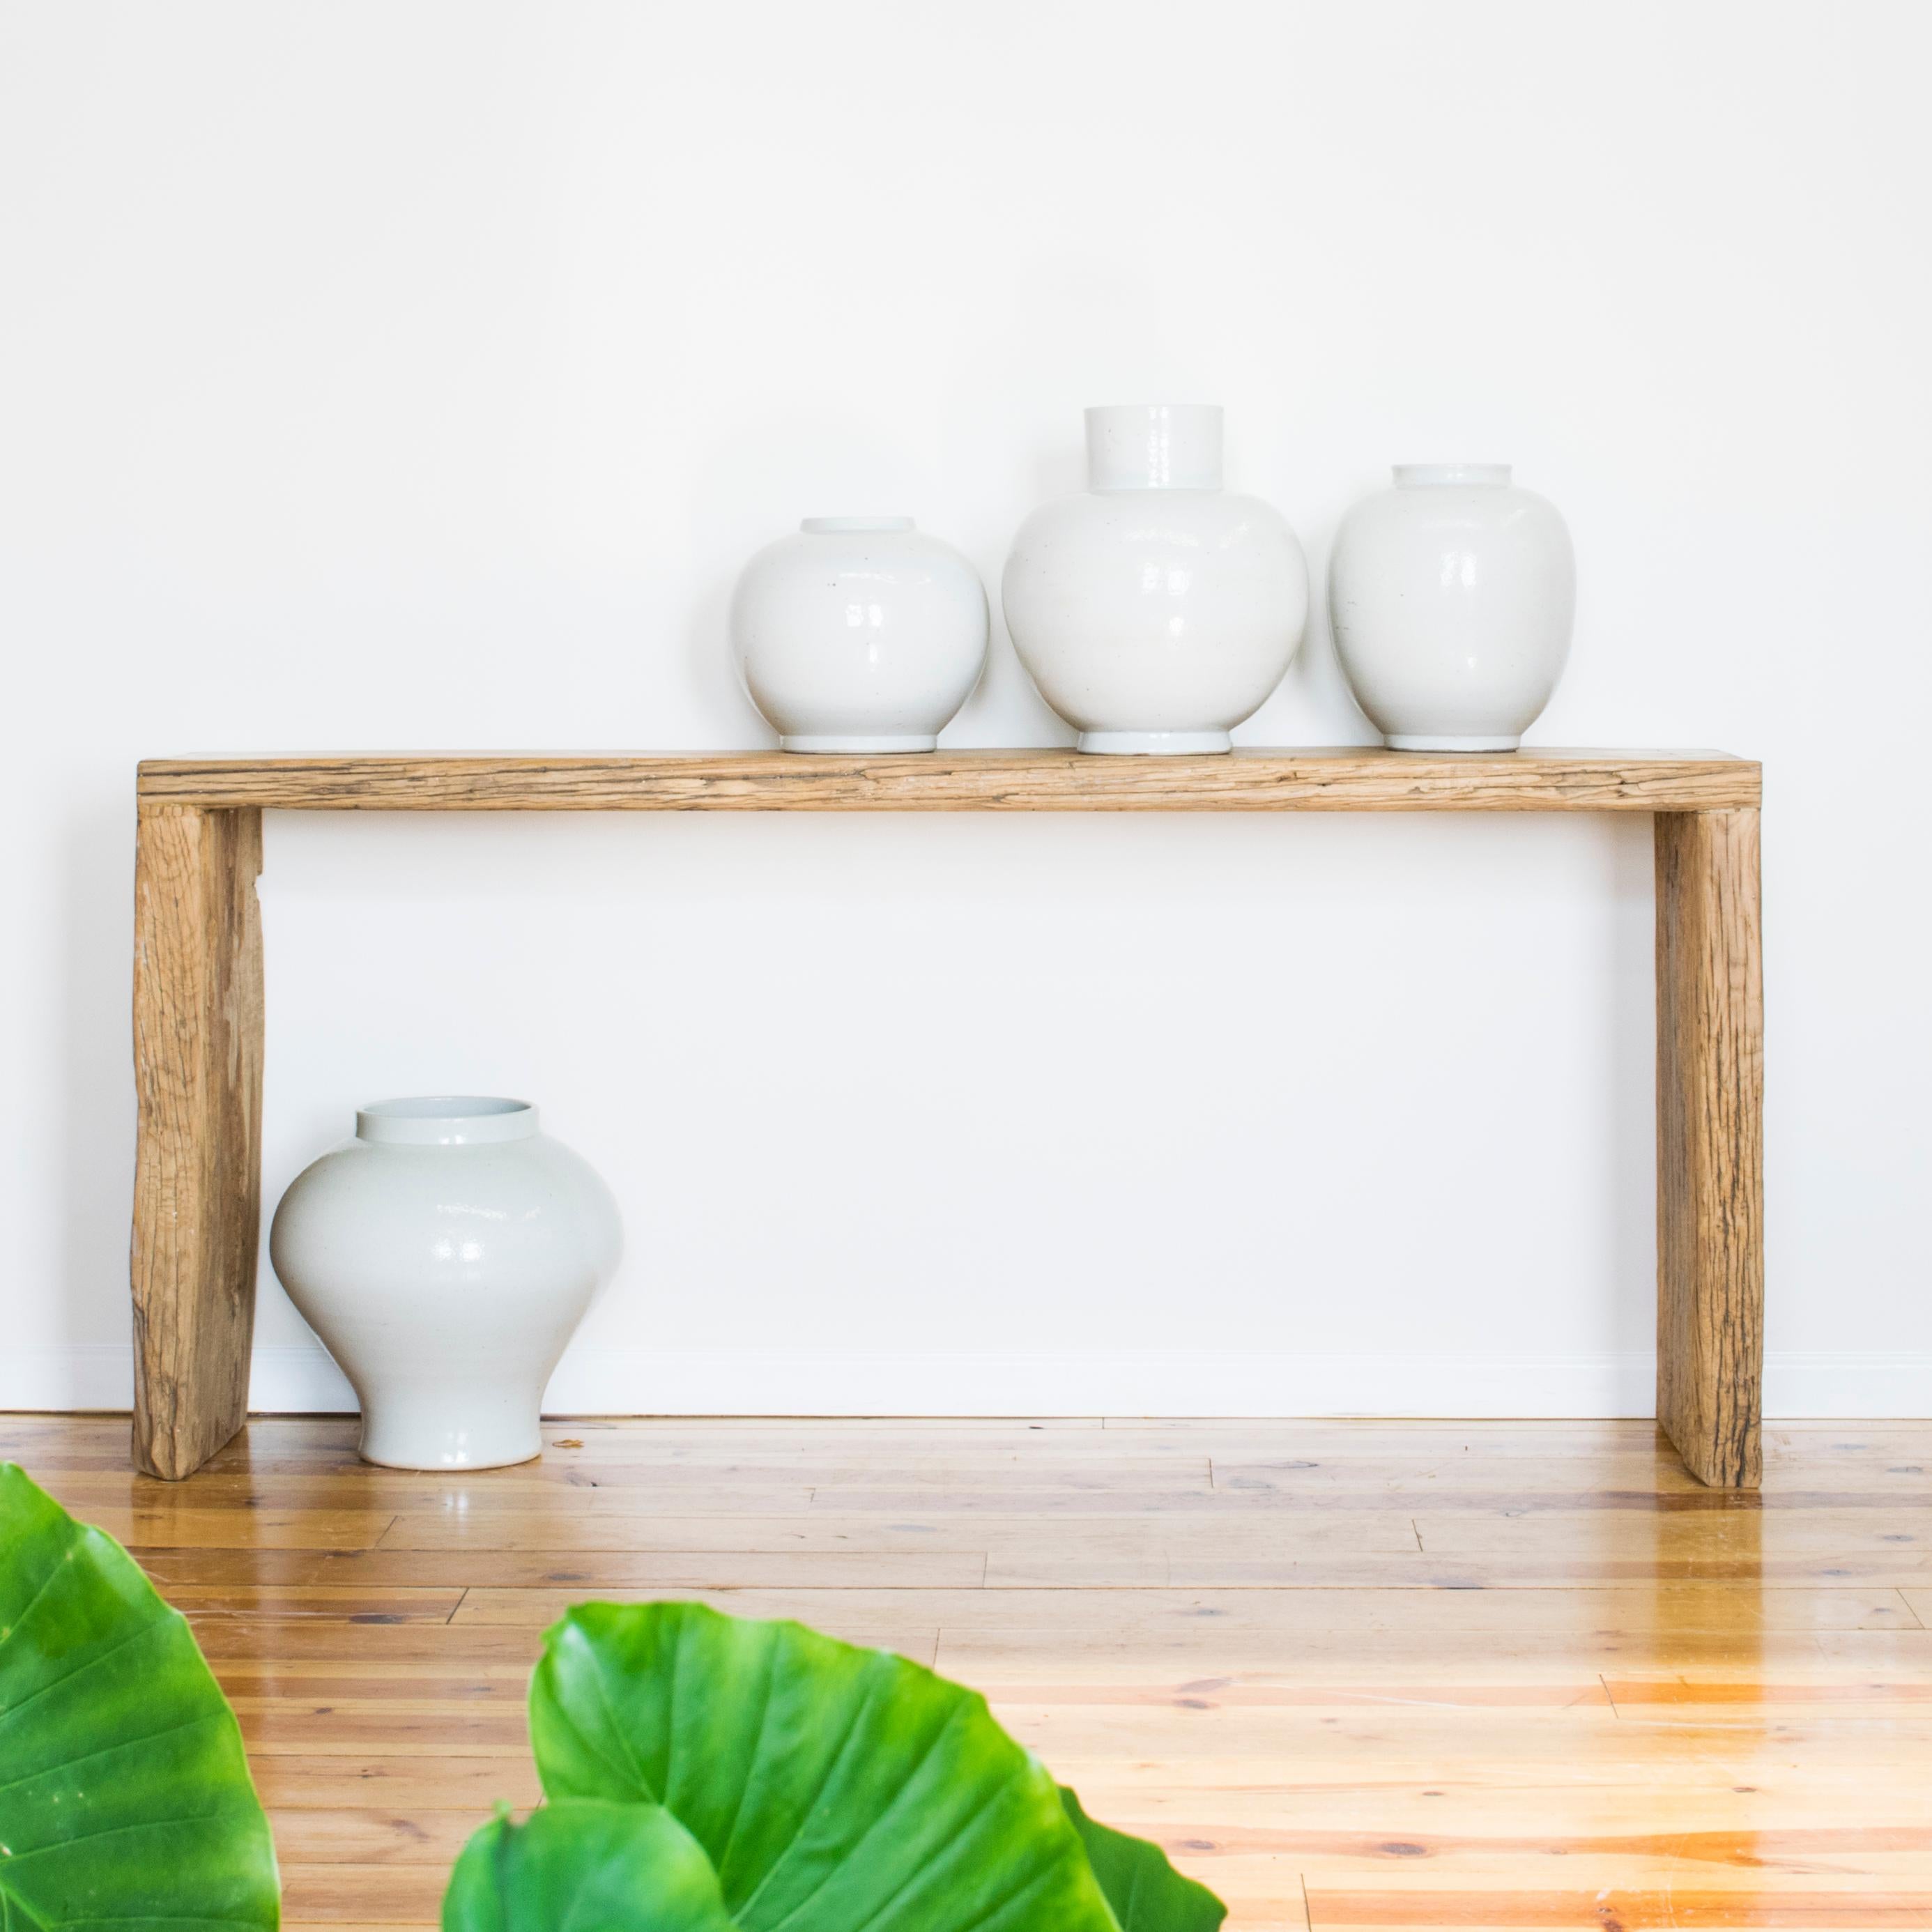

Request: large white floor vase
left=269, top=1098, right=622, bottom=1471
left=1328, top=463, right=1577, bottom=751
left=1002, top=404, right=1308, bottom=753
left=731, top=517, right=989, bottom=752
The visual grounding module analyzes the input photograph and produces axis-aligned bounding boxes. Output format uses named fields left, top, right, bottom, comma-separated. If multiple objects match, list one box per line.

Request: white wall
left=3, top=0, right=1927, bottom=1418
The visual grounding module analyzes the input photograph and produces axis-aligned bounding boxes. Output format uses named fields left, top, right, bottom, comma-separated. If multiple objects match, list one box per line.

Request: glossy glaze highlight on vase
left=1002, top=405, right=1308, bottom=753
left=1328, top=463, right=1576, bottom=751
left=731, top=518, right=989, bottom=752
left=268, top=1098, right=622, bottom=1470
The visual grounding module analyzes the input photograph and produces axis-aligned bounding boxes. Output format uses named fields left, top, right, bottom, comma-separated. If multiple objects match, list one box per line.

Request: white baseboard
left=533, top=1350, right=1665, bottom=1419
left=1, top=1344, right=137, bottom=1411
left=4, top=1343, right=1928, bottom=1420
left=1763, top=1351, right=1932, bottom=1419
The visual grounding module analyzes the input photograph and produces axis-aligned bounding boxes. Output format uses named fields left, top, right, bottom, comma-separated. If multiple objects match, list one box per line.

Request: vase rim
left=1084, top=404, right=1223, bottom=492
left=800, top=516, right=915, bottom=533
left=1393, top=462, right=1513, bottom=487
left=355, top=1096, right=539, bottom=1145
left=1086, top=401, right=1223, bottom=417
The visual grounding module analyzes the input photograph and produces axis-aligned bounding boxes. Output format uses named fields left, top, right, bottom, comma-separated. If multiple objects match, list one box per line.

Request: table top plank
left=137, top=748, right=1759, bottom=813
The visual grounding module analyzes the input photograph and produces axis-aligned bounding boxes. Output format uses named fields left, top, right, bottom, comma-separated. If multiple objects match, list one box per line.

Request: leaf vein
left=759, top=1691, right=973, bottom=1932
left=712, top=1623, right=783, bottom=1895
left=0, top=1615, right=172, bottom=1740
left=0, top=1712, right=224, bottom=1801
left=733, top=1655, right=891, bottom=1928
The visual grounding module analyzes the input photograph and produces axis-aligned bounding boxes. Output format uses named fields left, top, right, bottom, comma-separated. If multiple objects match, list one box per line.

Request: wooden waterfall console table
left=130, top=749, right=1764, bottom=1485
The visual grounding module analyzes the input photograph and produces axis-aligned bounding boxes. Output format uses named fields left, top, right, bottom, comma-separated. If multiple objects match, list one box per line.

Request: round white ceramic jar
left=1001, top=405, right=1308, bottom=754
left=1328, top=463, right=1577, bottom=751
left=730, top=517, right=989, bottom=752
left=268, top=1098, right=622, bottom=1471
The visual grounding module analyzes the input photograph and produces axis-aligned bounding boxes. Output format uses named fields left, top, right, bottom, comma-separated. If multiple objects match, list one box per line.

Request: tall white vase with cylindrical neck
left=269, top=1098, right=622, bottom=1470
left=1328, top=463, right=1577, bottom=751
left=1002, top=404, right=1309, bottom=754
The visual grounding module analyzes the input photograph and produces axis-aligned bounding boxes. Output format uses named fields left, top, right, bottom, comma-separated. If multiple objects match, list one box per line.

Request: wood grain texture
left=4, top=1414, right=1929, bottom=1931
left=135, top=746, right=1761, bottom=813
left=1656, top=808, right=1765, bottom=1489
left=131, top=804, right=264, bottom=1480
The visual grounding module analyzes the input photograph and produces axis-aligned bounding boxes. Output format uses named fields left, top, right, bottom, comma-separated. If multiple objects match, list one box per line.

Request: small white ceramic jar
left=268, top=1098, right=622, bottom=1470
left=730, top=517, right=989, bottom=752
left=1001, top=405, right=1308, bottom=753
left=1328, top=463, right=1577, bottom=751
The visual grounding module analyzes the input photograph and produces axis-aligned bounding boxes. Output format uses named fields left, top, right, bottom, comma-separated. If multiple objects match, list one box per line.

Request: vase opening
left=355, top=1096, right=539, bottom=1146
left=1393, top=463, right=1512, bottom=489
left=799, top=516, right=915, bottom=533
left=1084, top=404, right=1222, bottom=492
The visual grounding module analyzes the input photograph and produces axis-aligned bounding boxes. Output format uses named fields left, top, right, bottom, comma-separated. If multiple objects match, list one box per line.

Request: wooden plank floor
left=5, top=1415, right=1930, bottom=1931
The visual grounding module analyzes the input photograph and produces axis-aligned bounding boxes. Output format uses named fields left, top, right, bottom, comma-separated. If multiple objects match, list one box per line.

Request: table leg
left=131, top=804, right=264, bottom=1479
left=1655, top=807, right=1764, bottom=1487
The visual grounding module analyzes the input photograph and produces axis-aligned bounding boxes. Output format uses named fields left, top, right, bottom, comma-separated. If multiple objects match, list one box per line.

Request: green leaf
left=0, top=1462, right=279, bottom=1931
left=443, top=1801, right=735, bottom=1932
left=1060, top=1788, right=1227, bottom=1932
left=528, top=1600, right=1124, bottom=1932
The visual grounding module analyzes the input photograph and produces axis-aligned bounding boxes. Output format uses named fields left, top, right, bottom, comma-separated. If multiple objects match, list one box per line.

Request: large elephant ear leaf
left=0, top=1462, right=279, bottom=1931
left=1061, top=1787, right=1228, bottom=1932
left=443, top=1800, right=735, bottom=1932
left=530, top=1600, right=1122, bottom=1932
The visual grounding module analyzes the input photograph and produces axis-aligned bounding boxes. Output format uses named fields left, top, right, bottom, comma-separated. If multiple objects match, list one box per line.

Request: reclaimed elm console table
left=131, top=749, right=1763, bottom=1485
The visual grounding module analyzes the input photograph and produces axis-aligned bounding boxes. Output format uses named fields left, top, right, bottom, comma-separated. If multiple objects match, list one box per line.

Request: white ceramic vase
left=1328, top=464, right=1577, bottom=751
left=1001, top=405, right=1308, bottom=753
left=731, top=517, right=988, bottom=752
left=269, top=1098, right=622, bottom=1470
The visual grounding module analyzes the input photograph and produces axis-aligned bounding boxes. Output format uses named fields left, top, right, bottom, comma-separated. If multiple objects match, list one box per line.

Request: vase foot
left=1076, top=730, right=1232, bottom=756
left=356, top=1441, right=542, bottom=1471
left=355, top=1405, right=544, bottom=1471
left=779, top=733, right=937, bottom=753
left=1385, top=733, right=1522, bottom=752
